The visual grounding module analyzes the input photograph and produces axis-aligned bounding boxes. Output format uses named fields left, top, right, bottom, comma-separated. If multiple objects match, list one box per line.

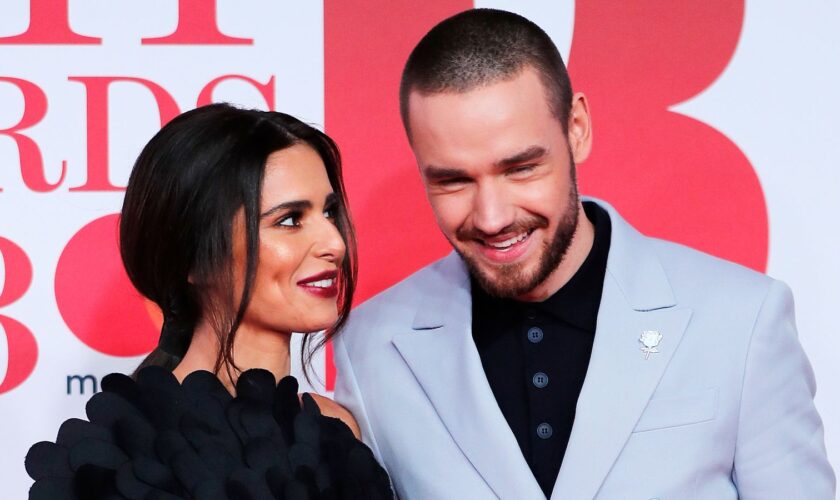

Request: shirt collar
left=535, top=201, right=611, bottom=331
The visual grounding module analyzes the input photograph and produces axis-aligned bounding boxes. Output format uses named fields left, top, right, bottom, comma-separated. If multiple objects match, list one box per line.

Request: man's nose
left=471, top=181, right=515, bottom=236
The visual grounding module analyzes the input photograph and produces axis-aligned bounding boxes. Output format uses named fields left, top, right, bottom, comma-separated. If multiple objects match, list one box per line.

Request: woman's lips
left=297, top=270, right=339, bottom=298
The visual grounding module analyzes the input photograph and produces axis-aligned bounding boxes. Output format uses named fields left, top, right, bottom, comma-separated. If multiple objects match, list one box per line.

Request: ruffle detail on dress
left=25, top=366, right=392, bottom=499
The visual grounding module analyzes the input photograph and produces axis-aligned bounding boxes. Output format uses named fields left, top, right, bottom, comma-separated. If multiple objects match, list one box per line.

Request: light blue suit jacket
left=334, top=201, right=835, bottom=499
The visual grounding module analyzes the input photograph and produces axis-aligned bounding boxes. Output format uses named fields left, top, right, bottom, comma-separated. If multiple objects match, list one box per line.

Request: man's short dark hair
left=400, top=8, right=573, bottom=137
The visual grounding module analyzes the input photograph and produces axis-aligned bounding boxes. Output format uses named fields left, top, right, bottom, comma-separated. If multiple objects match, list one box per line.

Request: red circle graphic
left=55, top=214, right=159, bottom=356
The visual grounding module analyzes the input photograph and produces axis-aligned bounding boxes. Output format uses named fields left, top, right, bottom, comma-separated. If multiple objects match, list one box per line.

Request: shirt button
left=525, top=308, right=537, bottom=320
left=527, top=327, right=544, bottom=343
left=536, top=423, right=553, bottom=439
left=532, top=372, right=549, bottom=388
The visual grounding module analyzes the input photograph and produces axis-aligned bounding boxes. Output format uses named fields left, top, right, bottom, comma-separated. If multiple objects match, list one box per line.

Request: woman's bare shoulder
left=308, top=393, right=361, bottom=440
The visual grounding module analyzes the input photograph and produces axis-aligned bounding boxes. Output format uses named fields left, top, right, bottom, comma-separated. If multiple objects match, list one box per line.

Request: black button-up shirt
left=471, top=201, right=611, bottom=497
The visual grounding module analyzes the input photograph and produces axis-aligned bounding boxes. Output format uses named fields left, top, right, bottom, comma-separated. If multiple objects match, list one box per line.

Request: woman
left=25, top=103, right=392, bottom=499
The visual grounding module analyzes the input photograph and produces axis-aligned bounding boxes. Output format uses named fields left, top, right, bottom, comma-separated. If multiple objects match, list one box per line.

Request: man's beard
left=454, top=161, right=580, bottom=299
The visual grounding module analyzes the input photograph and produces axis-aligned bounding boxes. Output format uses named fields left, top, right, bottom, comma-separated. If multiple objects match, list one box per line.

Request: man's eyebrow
left=422, top=166, right=469, bottom=181
left=495, top=145, right=547, bottom=168
left=260, top=200, right=312, bottom=218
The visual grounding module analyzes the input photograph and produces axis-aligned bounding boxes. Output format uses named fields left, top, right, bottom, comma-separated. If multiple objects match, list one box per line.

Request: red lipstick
left=297, top=270, right=339, bottom=298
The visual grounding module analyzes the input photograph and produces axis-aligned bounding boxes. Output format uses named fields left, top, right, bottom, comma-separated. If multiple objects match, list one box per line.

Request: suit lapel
left=551, top=202, right=693, bottom=499
left=550, top=276, right=692, bottom=499
left=390, top=201, right=691, bottom=499
left=392, top=253, right=545, bottom=500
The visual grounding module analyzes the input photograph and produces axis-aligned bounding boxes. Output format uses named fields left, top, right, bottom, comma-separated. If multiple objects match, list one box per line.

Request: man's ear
left=567, top=92, right=593, bottom=163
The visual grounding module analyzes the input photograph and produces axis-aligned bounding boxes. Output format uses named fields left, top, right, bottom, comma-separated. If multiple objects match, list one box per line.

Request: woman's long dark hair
left=120, top=103, right=357, bottom=381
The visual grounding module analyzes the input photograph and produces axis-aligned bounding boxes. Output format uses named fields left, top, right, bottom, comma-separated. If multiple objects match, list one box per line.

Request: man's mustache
left=456, top=214, right=549, bottom=242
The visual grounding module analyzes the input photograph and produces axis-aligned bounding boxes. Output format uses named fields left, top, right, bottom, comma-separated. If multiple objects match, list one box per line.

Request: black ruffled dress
left=25, top=366, right=392, bottom=499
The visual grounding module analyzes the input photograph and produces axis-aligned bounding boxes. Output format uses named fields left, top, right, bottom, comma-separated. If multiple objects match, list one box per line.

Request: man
left=334, top=8, right=834, bottom=499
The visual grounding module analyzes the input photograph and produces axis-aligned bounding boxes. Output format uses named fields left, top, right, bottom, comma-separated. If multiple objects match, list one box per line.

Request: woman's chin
left=292, top=315, right=339, bottom=335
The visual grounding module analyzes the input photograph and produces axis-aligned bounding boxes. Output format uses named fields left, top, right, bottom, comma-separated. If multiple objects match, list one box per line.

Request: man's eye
left=438, top=177, right=469, bottom=186
left=509, top=165, right=535, bottom=175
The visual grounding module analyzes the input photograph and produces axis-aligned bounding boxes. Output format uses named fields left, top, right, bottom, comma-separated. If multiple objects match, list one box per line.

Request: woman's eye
left=324, top=207, right=337, bottom=219
left=276, top=213, right=300, bottom=227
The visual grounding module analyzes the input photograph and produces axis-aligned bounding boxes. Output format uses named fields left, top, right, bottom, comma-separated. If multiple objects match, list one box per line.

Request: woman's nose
left=314, top=217, right=346, bottom=263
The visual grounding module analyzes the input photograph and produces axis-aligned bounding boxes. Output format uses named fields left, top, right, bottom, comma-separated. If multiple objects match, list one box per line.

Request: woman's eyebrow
left=260, top=200, right=312, bottom=218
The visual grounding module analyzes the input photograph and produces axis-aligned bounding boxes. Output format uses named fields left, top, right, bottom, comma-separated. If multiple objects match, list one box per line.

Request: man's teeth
left=488, top=232, right=528, bottom=250
left=307, top=278, right=334, bottom=288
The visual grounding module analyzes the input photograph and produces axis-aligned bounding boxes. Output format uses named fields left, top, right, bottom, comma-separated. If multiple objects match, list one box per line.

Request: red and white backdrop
left=1, top=0, right=838, bottom=495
